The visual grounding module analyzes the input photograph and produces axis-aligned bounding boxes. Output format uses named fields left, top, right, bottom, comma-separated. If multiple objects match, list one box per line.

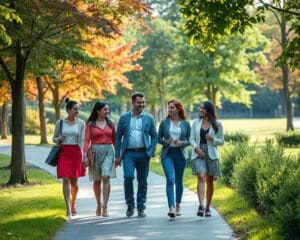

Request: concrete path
left=0, top=144, right=236, bottom=240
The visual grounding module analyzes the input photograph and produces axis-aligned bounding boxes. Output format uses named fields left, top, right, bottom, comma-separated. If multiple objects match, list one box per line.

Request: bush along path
left=0, top=144, right=235, bottom=240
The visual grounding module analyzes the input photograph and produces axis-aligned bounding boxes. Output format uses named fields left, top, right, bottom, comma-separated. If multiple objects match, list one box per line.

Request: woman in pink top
left=84, top=101, right=116, bottom=217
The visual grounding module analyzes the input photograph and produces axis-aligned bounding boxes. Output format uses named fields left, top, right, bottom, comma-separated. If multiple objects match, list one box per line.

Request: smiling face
left=97, top=104, right=109, bottom=119
left=132, top=96, right=145, bottom=114
left=199, top=103, right=207, bottom=118
left=67, top=103, right=79, bottom=118
left=168, top=102, right=179, bottom=117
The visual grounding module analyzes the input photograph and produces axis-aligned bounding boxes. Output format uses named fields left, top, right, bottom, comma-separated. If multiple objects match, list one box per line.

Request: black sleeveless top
left=200, top=128, right=209, bottom=144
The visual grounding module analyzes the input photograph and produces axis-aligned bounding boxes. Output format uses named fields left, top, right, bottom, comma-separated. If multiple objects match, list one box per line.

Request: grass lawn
left=0, top=154, right=65, bottom=240
left=222, top=118, right=286, bottom=143
left=150, top=160, right=283, bottom=240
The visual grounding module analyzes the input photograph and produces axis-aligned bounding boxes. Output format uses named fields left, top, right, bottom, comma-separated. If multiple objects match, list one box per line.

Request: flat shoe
left=167, top=207, right=176, bottom=218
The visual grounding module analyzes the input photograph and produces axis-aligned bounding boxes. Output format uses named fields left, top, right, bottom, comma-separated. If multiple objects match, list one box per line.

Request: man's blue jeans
left=161, top=148, right=186, bottom=208
left=123, top=149, right=150, bottom=210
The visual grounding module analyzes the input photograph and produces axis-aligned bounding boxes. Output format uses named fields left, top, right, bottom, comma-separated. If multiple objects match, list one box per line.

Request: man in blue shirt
left=115, top=92, right=158, bottom=218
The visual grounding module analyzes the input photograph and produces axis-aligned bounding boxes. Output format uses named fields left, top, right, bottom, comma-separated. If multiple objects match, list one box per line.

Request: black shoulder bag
left=45, top=119, right=63, bottom=166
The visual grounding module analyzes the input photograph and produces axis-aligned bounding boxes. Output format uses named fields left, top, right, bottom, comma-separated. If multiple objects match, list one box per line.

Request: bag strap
left=59, top=119, right=63, bottom=136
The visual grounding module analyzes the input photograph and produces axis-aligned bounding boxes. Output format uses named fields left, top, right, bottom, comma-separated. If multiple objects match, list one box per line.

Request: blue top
left=115, top=111, right=158, bottom=158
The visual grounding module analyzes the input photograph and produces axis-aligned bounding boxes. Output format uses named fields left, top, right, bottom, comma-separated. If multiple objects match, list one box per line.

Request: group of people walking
left=52, top=92, right=224, bottom=220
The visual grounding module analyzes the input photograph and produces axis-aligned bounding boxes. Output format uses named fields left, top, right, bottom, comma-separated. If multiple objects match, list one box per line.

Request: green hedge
left=230, top=140, right=300, bottom=239
left=275, top=131, right=300, bottom=147
left=26, top=109, right=40, bottom=134
left=224, top=130, right=250, bottom=144
left=220, top=142, right=251, bottom=185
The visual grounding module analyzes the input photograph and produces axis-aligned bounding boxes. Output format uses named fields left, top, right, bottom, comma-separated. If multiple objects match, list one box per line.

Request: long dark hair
left=201, top=100, right=219, bottom=133
left=86, top=101, right=113, bottom=128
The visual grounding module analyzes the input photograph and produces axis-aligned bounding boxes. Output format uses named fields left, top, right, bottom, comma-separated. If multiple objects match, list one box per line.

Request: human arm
left=147, top=115, right=158, bottom=157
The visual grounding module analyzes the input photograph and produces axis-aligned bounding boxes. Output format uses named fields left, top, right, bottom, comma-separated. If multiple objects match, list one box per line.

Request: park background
left=0, top=1, right=299, bottom=240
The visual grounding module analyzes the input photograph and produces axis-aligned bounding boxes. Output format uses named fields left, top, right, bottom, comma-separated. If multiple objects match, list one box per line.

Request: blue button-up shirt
left=127, top=111, right=145, bottom=148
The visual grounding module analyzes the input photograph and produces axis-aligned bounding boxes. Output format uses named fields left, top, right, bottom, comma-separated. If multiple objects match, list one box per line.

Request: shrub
left=26, top=108, right=40, bottom=134
left=275, top=131, right=300, bottom=147
left=255, top=140, right=287, bottom=215
left=221, top=142, right=251, bottom=185
left=231, top=149, right=259, bottom=207
left=224, top=130, right=250, bottom=144
left=271, top=154, right=300, bottom=239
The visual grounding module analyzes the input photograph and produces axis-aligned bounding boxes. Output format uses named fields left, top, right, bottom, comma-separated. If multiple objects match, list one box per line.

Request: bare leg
left=102, top=176, right=110, bottom=217
left=70, top=178, right=78, bottom=214
left=93, top=180, right=102, bottom=216
left=197, top=173, right=206, bottom=206
left=63, top=178, right=71, bottom=217
left=206, top=176, right=214, bottom=209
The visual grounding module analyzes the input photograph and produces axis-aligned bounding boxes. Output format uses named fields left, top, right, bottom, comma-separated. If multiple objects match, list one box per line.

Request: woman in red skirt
left=53, top=98, right=86, bottom=219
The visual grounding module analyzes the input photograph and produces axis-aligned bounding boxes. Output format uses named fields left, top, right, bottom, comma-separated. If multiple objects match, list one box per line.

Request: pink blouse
left=84, top=122, right=115, bottom=154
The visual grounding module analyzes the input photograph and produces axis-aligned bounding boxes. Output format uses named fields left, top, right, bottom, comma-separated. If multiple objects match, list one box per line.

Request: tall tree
left=125, top=18, right=179, bottom=120
left=178, top=0, right=299, bottom=130
left=0, top=81, right=10, bottom=139
left=173, top=27, right=268, bottom=107
left=0, top=0, right=150, bottom=184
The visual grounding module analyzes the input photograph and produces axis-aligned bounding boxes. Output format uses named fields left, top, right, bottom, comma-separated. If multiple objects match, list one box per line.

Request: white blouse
left=169, top=120, right=181, bottom=147
left=52, top=118, right=85, bottom=149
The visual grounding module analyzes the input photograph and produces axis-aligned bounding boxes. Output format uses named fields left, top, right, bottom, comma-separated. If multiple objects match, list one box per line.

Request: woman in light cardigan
left=190, top=100, right=224, bottom=217
left=158, top=99, right=191, bottom=218
left=53, top=98, right=86, bottom=219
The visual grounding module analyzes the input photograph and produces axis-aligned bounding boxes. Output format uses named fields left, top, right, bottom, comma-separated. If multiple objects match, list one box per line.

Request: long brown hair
left=167, top=99, right=187, bottom=120
left=201, top=100, right=218, bottom=133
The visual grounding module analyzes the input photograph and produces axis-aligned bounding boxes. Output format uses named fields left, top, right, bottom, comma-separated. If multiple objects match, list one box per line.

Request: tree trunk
left=8, top=53, right=27, bottom=184
left=158, top=76, right=166, bottom=121
left=53, top=85, right=61, bottom=121
left=1, top=101, right=8, bottom=139
left=36, top=76, right=48, bottom=143
left=280, top=20, right=294, bottom=131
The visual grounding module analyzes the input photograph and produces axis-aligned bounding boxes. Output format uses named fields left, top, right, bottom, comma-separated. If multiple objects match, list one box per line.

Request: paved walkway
left=0, top=145, right=236, bottom=240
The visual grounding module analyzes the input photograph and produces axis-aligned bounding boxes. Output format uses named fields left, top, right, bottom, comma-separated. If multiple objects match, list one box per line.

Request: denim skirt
left=191, top=144, right=221, bottom=177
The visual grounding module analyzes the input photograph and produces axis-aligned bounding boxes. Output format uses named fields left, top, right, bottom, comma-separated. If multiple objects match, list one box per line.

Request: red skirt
left=57, top=145, right=85, bottom=179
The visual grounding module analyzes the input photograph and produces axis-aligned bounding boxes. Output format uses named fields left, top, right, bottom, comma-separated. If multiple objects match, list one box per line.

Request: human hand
left=114, top=157, right=121, bottom=168
left=167, top=138, right=173, bottom=145
left=205, top=134, right=213, bottom=142
left=59, top=136, right=66, bottom=143
left=83, top=159, right=89, bottom=167
left=174, top=139, right=183, bottom=146
left=195, top=147, right=205, bottom=158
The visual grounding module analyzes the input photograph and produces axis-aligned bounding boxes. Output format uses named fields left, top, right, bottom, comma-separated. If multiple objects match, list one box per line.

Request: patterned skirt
left=191, top=144, right=221, bottom=177
left=88, top=144, right=116, bottom=181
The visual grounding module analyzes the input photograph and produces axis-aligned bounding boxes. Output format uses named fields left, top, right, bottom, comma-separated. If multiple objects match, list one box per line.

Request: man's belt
left=126, top=147, right=146, bottom=152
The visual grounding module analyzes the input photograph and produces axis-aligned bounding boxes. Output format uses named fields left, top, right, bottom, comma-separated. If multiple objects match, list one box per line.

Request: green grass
left=150, top=160, right=283, bottom=240
left=0, top=154, right=65, bottom=240
left=0, top=135, right=53, bottom=147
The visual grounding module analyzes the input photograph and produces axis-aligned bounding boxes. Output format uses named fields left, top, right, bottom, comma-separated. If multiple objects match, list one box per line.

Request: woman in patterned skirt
left=190, top=100, right=224, bottom=217
left=53, top=98, right=86, bottom=219
left=84, top=101, right=116, bottom=217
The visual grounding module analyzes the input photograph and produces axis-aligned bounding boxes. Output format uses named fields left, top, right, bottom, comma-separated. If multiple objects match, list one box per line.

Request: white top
left=127, top=112, right=145, bottom=148
left=52, top=118, right=86, bottom=149
left=169, top=120, right=181, bottom=147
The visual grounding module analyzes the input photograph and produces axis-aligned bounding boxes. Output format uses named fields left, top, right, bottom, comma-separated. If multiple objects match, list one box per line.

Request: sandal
left=197, top=205, right=205, bottom=217
left=205, top=208, right=212, bottom=217
left=96, top=205, right=102, bottom=216
left=102, top=206, right=109, bottom=217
